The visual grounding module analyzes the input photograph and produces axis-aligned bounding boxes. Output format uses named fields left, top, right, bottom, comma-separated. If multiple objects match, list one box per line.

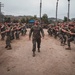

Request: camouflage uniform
left=1, top=24, right=6, bottom=40
left=59, top=27, right=67, bottom=45
left=29, top=25, right=44, bottom=57
left=15, top=27, right=20, bottom=39
left=21, top=24, right=27, bottom=36
left=66, top=28, right=75, bottom=50
left=47, top=26, right=53, bottom=36
left=5, top=26, right=12, bottom=50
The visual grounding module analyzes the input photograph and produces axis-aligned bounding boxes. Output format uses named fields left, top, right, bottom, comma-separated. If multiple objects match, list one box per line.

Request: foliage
left=42, top=14, right=48, bottom=24
left=21, top=18, right=26, bottom=23
left=4, top=17, right=11, bottom=23
left=13, top=19, right=19, bottom=23
left=63, top=16, right=70, bottom=22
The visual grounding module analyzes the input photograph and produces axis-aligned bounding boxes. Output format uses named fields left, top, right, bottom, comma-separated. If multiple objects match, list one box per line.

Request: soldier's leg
left=54, top=32, right=57, bottom=39
left=63, top=35, right=67, bottom=45
left=16, top=32, right=19, bottom=39
left=37, top=38, right=41, bottom=52
left=12, top=33, right=15, bottom=40
left=59, top=34, right=64, bottom=45
left=49, top=31, right=51, bottom=36
left=7, top=40, right=12, bottom=50
left=23, top=29, right=25, bottom=35
left=66, top=37, right=74, bottom=50
left=55, top=33, right=57, bottom=39
left=32, top=39, right=36, bottom=57
left=7, top=36, right=12, bottom=50
left=47, top=29, right=50, bottom=35
left=50, top=30, right=53, bottom=36
left=3, top=33, right=5, bottom=40
left=21, top=30, right=23, bottom=36
left=8, top=37, right=12, bottom=49
left=74, top=37, right=75, bottom=44
left=1, top=33, right=5, bottom=40
left=15, top=33, right=17, bottom=39
left=17, top=33, right=19, bottom=39
left=50, top=31, right=52, bottom=36
left=8, top=44, right=12, bottom=49
left=11, top=32, right=14, bottom=40
left=5, top=40, right=8, bottom=48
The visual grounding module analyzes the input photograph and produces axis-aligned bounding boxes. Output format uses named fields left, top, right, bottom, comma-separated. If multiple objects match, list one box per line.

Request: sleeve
left=40, top=27, right=44, bottom=37
left=29, top=27, right=33, bottom=38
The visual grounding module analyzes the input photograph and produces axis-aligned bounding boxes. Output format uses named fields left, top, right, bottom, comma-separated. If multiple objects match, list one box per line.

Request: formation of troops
left=0, top=21, right=75, bottom=57
left=0, top=23, right=27, bottom=50
left=48, top=22, right=75, bottom=50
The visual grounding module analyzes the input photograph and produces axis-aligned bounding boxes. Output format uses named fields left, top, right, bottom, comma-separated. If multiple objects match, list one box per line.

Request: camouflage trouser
left=48, top=30, right=52, bottom=36
left=11, top=32, right=15, bottom=40
left=74, top=37, right=75, bottom=44
left=59, top=34, right=66, bottom=44
left=24, top=29, right=27, bottom=35
left=67, top=36, right=74, bottom=47
left=6, top=36, right=11, bottom=48
left=1, top=33, right=5, bottom=40
left=54, top=31, right=59, bottom=39
left=32, top=38, right=41, bottom=52
left=21, top=29, right=23, bottom=36
left=15, top=31, right=20, bottom=39
left=21, top=29, right=27, bottom=36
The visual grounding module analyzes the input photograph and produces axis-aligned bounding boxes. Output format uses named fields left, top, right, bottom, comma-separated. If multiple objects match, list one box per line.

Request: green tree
left=21, top=18, right=26, bottom=23
left=8, top=17, right=11, bottom=23
left=25, top=17, right=29, bottom=23
left=33, top=15, right=37, bottom=20
left=13, top=19, right=19, bottom=23
left=42, top=14, right=48, bottom=24
left=4, top=17, right=11, bottom=23
left=63, top=16, right=68, bottom=22
left=63, top=16, right=70, bottom=22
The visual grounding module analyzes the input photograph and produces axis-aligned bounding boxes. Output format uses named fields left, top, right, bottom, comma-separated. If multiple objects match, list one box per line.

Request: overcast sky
left=0, top=0, right=75, bottom=19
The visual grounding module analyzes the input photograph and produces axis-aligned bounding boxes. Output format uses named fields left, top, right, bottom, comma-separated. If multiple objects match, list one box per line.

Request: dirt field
left=0, top=29, right=75, bottom=75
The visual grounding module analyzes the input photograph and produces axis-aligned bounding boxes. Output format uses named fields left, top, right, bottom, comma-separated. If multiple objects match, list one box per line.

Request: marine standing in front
left=29, top=22, right=44, bottom=57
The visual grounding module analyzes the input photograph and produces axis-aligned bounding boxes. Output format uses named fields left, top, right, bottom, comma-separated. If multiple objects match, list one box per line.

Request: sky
left=0, top=0, right=75, bottom=19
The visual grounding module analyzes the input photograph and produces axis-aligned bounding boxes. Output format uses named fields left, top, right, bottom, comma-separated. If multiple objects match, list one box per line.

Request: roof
left=29, top=20, right=35, bottom=23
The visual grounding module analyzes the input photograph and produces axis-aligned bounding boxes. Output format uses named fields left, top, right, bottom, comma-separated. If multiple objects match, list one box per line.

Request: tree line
left=3, top=14, right=70, bottom=24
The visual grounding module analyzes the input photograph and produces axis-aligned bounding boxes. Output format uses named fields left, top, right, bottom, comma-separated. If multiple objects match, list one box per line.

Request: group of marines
left=0, top=23, right=27, bottom=50
left=48, top=22, right=75, bottom=50
left=0, top=21, right=75, bottom=57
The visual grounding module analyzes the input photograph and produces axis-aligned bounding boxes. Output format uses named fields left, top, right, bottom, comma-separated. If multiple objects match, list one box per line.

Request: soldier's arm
left=69, top=31, right=75, bottom=35
left=29, top=27, right=33, bottom=39
left=62, top=28, right=67, bottom=33
left=40, top=27, right=44, bottom=38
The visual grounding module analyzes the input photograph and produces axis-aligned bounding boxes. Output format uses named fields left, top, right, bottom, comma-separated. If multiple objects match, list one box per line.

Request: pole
left=0, top=2, right=1, bottom=22
left=40, top=0, right=42, bottom=24
left=0, top=2, right=1, bottom=14
left=0, top=2, right=4, bottom=22
left=56, top=0, right=59, bottom=25
left=67, top=0, right=70, bottom=22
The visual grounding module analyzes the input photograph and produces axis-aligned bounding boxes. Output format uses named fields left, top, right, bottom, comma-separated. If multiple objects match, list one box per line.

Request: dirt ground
left=0, top=29, right=75, bottom=75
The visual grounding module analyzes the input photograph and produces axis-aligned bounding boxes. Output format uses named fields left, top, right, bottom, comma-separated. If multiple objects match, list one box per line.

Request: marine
left=29, top=21, right=44, bottom=57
